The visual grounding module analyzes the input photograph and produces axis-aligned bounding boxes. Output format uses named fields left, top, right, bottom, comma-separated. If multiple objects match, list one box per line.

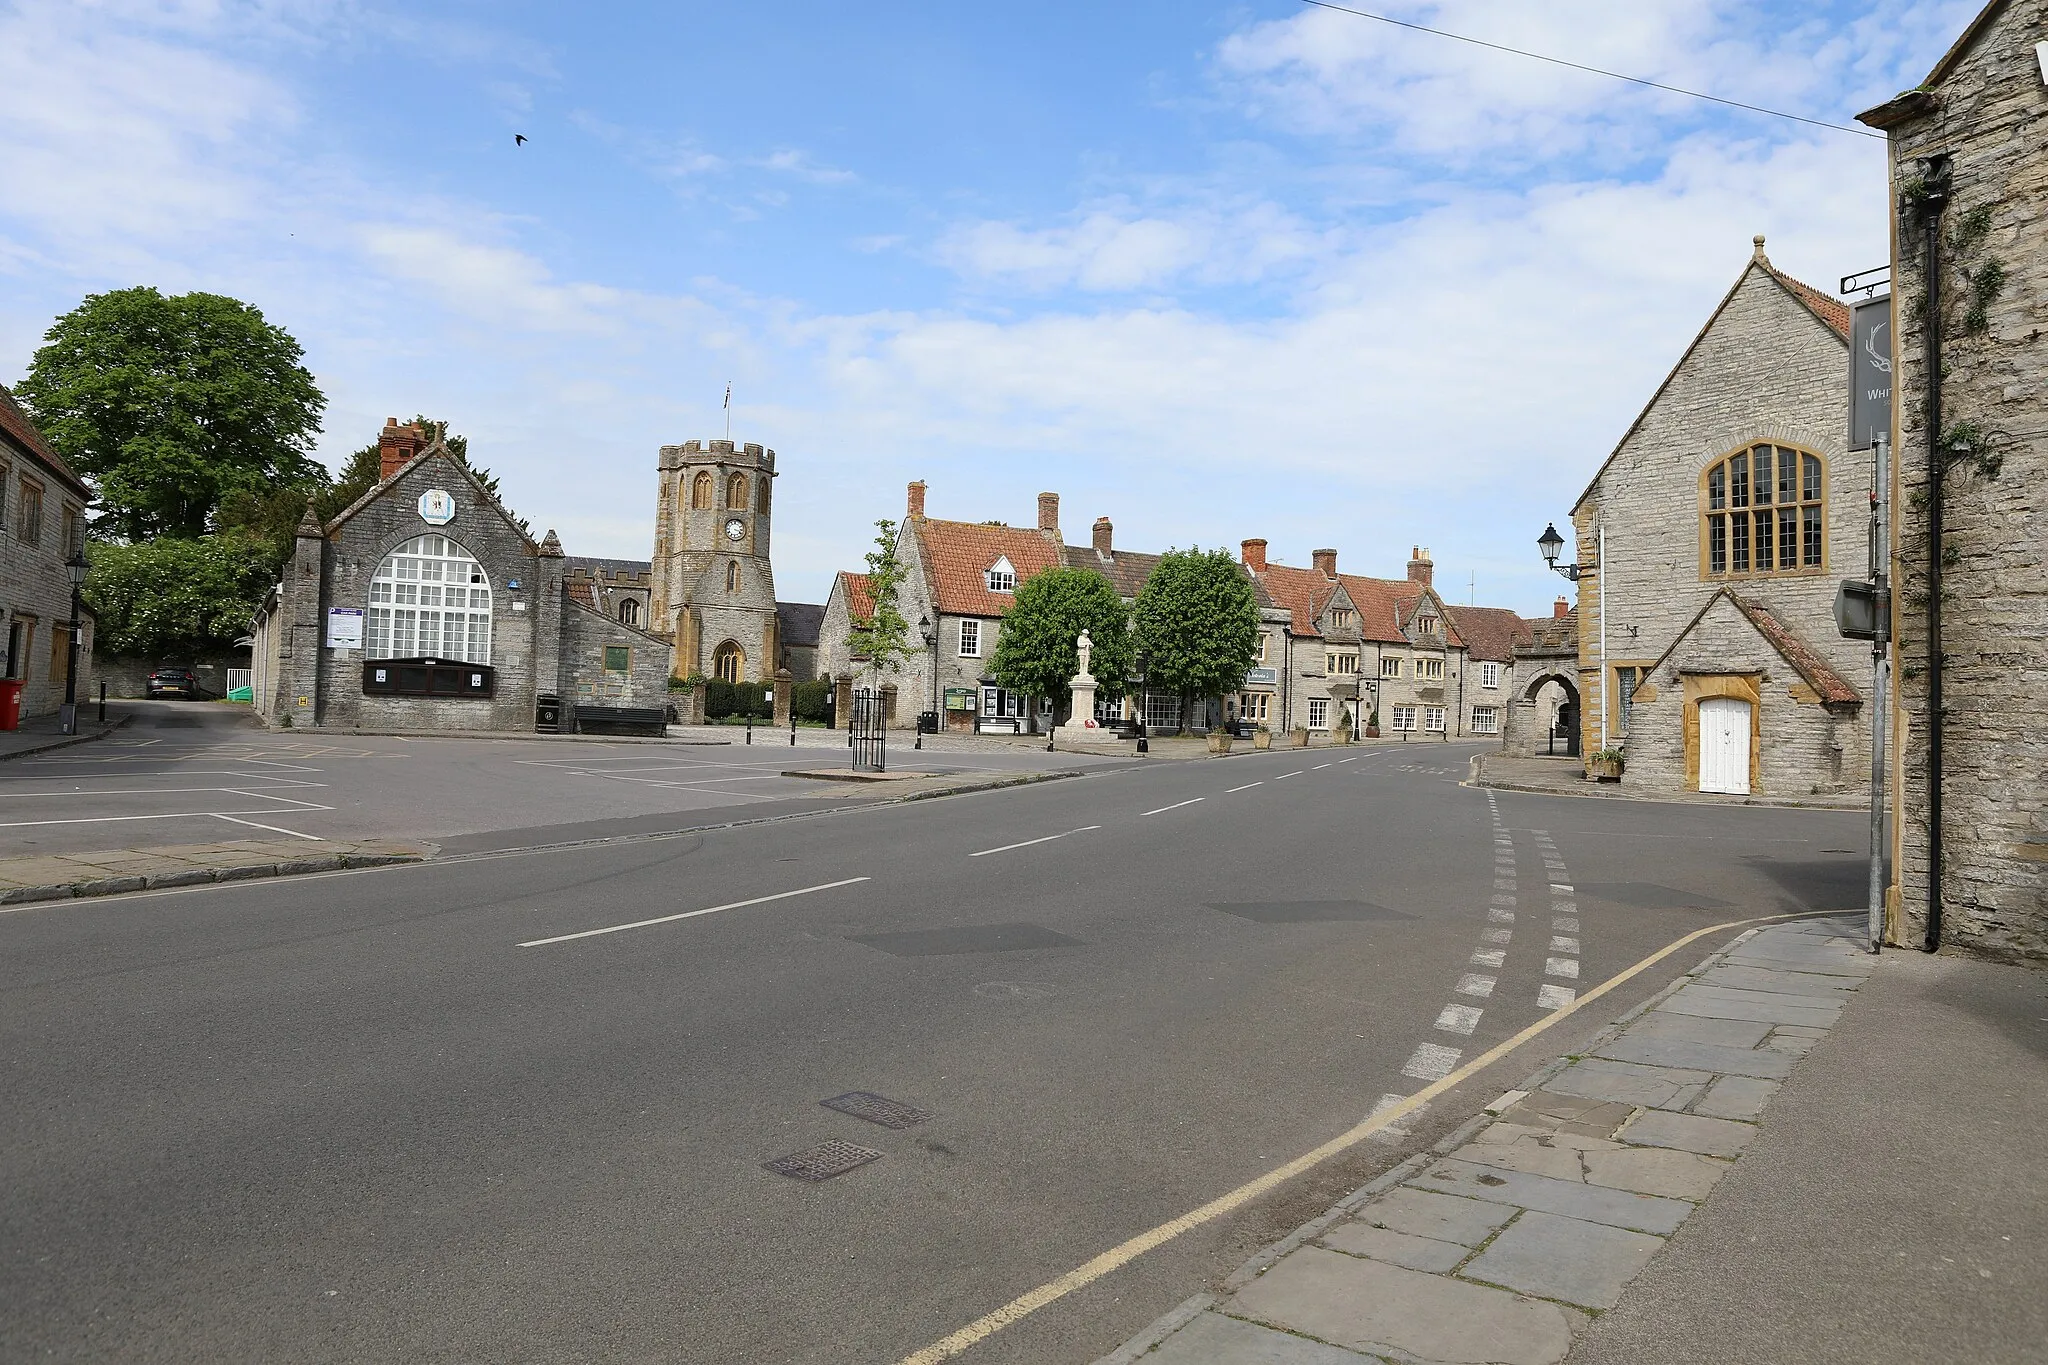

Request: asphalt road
left=0, top=740, right=1868, bottom=1363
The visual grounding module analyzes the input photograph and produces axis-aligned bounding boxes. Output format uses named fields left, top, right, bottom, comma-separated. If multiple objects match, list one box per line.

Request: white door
left=1698, top=697, right=1752, bottom=794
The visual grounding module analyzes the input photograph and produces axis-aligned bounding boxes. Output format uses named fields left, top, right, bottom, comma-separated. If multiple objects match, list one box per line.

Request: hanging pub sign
left=1850, top=294, right=1892, bottom=451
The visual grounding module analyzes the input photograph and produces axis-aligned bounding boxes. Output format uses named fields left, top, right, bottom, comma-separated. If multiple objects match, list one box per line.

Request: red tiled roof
left=0, top=381, right=92, bottom=498
left=1259, top=561, right=1338, bottom=638
left=1335, top=574, right=1411, bottom=645
left=1728, top=593, right=1861, bottom=704
left=836, top=571, right=876, bottom=623
left=1062, top=543, right=1164, bottom=600
left=915, top=518, right=1065, bottom=617
left=1395, top=593, right=1465, bottom=648
left=567, top=582, right=599, bottom=610
left=1444, top=604, right=1534, bottom=663
left=1763, top=263, right=1851, bottom=340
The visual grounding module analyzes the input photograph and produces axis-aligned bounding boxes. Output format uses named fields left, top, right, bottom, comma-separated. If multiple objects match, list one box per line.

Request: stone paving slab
left=1102, top=917, right=1877, bottom=1365
left=0, top=837, right=430, bottom=904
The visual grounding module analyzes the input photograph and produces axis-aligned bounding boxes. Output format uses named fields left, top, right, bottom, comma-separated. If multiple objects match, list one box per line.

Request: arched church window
left=1703, top=443, right=1826, bottom=577
left=714, top=641, right=744, bottom=683
left=366, top=534, right=492, bottom=663
left=692, top=472, right=713, bottom=509
left=726, top=560, right=740, bottom=593
left=727, top=473, right=749, bottom=508
left=756, top=478, right=771, bottom=514
left=619, top=598, right=640, bottom=626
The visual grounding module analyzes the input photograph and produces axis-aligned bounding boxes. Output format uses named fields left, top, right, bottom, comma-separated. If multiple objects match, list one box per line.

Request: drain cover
left=763, top=1140, right=883, bottom=1182
left=821, top=1092, right=932, bottom=1129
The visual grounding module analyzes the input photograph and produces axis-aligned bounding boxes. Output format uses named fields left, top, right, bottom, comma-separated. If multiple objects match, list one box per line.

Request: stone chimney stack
left=907, top=480, right=927, bottom=520
left=1406, top=546, right=1434, bottom=588
left=1037, top=491, right=1060, bottom=539
left=1312, top=548, right=1337, bottom=579
left=1554, top=596, right=1570, bottom=619
left=1241, top=538, right=1268, bottom=574
left=378, top=418, right=425, bottom=482
left=1092, top=516, right=1113, bottom=557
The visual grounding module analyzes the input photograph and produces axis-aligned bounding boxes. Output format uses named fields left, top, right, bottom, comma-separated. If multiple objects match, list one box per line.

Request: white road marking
left=0, top=805, right=335, bottom=829
left=1545, top=956, right=1581, bottom=979
left=1313, top=763, right=1332, bottom=770
left=1337, top=757, right=1357, bottom=763
left=1488, top=907, right=1514, bottom=923
left=1140, top=798, right=1206, bottom=816
left=212, top=813, right=324, bottom=840
left=1273, top=772, right=1300, bottom=780
left=1537, top=984, right=1578, bottom=1010
left=1469, top=948, right=1505, bottom=968
left=1435, top=1003, right=1483, bottom=1035
left=1367, top=1091, right=1429, bottom=1145
left=1552, top=916, right=1580, bottom=932
left=1482, top=927, right=1512, bottom=945
left=1454, top=973, right=1496, bottom=998
left=1402, top=1042, right=1462, bottom=1081
left=1549, top=935, right=1582, bottom=954
left=1225, top=782, right=1264, bottom=793
left=519, top=876, right=872, bottom=947
left=219, top=788, right=333, bottom=810
left=1550, top=883, right=1574, bottom=894
left=968, top=827, right=1101, bottom=858
left=1553, top=900, right=1577, bottom=914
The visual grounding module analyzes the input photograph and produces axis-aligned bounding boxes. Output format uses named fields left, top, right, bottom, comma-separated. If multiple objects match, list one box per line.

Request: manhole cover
left=821, top=1092, right=931, bottom=1129
left=763, top=1140, right=883, bottom=1182
left=1209, top=901, right=1415, bottom=924
left=849, top=922, right=1083, bottom=957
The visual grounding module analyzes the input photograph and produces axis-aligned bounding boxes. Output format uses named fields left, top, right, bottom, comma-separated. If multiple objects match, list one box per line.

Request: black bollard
left=745, top=715, right=753, bottom=744
left=98, top=681, right=107, bottom=723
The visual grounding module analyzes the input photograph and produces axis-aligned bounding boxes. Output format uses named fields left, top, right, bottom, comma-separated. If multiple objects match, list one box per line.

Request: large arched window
left=726, top=473, right=749, bottom=508
left=714, top=640, right=744, bottom=682
left=691, top=472, right=713, bottom=509
left=1703, top=443, right=1825, bottom=578
left=619, top=598, right=640, bottom=627
left=367, top=534, right=492, bottom=663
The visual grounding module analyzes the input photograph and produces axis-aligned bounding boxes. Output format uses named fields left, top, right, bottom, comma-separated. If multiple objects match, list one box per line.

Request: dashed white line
left=519, top=876, right=871, bottom=947
left=1544, top=956, right=1582, bottom=980
left=1402, top=1043, right=1463, bottom=1081
left=1468, top=948, right=1506, bottom=968
left=1435, top=1004, right=1484, bottom=1035
left=1482, top=927, right=1512, bottom=945
left=1538, top=984, right=1578, bottom=1010
left=1454, top=973, right=1496, bottom=998
left=1552, top=916, right=1580, bottom=932
left=1140, top=798, right=1206, bottom=817
left=1313, top=763, right=1332, bottom=770
left=969, top=827, right=1102, bottom=858
left=1225, top=782, right=1264, bottom=793
left=1549, top=935, right=1582, bottom=954
left=1488, top=907, right=1515, bottom=923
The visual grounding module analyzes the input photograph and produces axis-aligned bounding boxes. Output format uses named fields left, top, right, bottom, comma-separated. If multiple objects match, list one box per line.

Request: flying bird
left=514, top=134, right=527, bottom=146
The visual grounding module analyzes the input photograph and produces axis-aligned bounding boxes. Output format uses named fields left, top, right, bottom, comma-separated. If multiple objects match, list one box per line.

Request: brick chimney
left=1037, top=491, right=1060, bottom=538
left=1312, top=548, right=1337, bottom=579
left=1406, top=545, right=1433, bottom=588
left=1092, top=516, right=1113, bottom=557
left=378, top=418, right=425, bottom=481
left=907, top=480, right=927, bottom=520
left=1241, top=538, right=1267, bottom=574
left=1554, top=596, right=1570, bottom=619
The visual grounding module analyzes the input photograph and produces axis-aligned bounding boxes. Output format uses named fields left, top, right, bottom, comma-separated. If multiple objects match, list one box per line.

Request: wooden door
left=1698, top=696, right=1751, bottom=794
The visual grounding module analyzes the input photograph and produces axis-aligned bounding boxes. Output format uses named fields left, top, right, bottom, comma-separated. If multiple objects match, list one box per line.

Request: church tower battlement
left=651, top=439, right=780, bottom=683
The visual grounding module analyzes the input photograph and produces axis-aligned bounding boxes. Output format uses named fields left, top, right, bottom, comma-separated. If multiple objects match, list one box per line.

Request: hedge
left=703, top=680, right=772, bottom=719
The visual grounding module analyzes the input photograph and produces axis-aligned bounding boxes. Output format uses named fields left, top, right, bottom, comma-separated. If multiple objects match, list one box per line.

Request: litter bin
left=0, top=679, right=22, bottom=732
left=917, top=710, right=939, bottom=735
left=535, top=693, right=563, bottom=733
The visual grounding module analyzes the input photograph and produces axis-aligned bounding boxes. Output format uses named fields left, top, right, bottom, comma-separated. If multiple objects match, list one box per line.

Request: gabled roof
left=1395, top=591, right=1466, bottom=648
left=834, top=571, right=876, bottom=623
left=326, top=439, right=544, bottom=555
left=1444, top=604, right=1534, bottom=663
left=0, top=381, right=92, bottom=499
left=565, top=591, right=672, bottom=646
left=1521, top=608, right=1580, bottom=654
left=1258, top=561, right=1340, bottom=638
left=914, top=517, right=1065, bottom=617
left=776, top=601, right=825, bottom=648
left=568, top=581, right=599, bottom=610
left=1062, top=543, right=1165, bottom=600
left=1858, top=0, right=2012, bottom=128
left=1335, top=574, right=1414, bottom=645
left=1643, top=587, right=1860, bottom=705
left=1572, top=242, right=1851, bottom=516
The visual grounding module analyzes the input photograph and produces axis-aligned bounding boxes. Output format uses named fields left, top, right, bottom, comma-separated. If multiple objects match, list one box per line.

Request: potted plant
left=1207, top=727, right=1234, bottom=755
left=1591, top=745, right=1626, bottom=782
left=1289, top=726, right=1310, bottom=748
left=1253, top=724, right=1272, bottom=750
left=1334, top=707, right=1353, bottom=744
left=1366, top=709, right=1380, bottom=738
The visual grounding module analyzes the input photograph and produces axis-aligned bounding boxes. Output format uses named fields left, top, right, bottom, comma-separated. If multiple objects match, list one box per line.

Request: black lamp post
left=1132, top=649, right=1150, bottom=754
left=917, top=613, right=937, bottom=750
left=1537, top=522, right=1595, bottom=582
left=62, top=548, right=88, bottom=734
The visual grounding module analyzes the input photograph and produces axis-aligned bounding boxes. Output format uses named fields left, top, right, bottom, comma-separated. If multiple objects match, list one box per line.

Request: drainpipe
left=1917, top=155, right=1951, bottom=952
left=1596, top=522, right=1609, bottom=754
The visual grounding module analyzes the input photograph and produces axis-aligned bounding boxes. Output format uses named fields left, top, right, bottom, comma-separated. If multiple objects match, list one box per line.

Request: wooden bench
left=572, top=705, right=668, bottom=737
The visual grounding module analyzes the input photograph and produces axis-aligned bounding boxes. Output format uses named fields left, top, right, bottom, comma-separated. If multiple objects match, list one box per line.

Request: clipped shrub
left=793, top=679, right=831, bottom=723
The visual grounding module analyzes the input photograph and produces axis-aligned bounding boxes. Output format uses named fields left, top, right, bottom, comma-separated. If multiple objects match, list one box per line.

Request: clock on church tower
left=649, top=438, right=781, bottom=684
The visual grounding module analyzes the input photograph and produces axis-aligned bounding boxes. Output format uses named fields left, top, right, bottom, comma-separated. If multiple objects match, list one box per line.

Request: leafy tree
left=991, top=565, right=1132, bottom=718
left=84, top=535, right=278, bottom=659
left=17, top=287, right=327, bottom=541
left=1133, top=547, right=1261, bottom=733
left=847, top=518, right=912, bottom=674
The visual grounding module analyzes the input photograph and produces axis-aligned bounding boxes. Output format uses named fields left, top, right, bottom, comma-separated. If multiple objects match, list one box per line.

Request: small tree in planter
left=1253, top=724, right=1272, bottom=750
left=1591, top=745, right=1626, bottom=781
left=1366, top=709, right=1380, bottom=738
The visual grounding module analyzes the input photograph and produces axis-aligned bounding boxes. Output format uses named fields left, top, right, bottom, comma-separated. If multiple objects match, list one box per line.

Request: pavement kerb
left=0, top=712, right=134, bottom=763
left=1092, top=912, right=1862, bottom=1365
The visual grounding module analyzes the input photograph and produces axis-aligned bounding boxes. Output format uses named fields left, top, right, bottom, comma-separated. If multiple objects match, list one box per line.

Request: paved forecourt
left=0, top=738, right=1868, bottom=1364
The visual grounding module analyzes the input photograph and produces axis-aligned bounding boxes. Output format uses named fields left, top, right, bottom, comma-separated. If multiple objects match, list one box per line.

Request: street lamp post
left=917, top=614, right=936, bottom=750
left=1133, top=650, right=1149, bottom=755
left=1537, top=522, right=1595, bottom=582
left=61, top=548, right=88, bottom=735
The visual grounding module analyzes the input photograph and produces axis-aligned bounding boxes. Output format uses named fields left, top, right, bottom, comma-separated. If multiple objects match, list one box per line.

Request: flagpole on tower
left=723, top=382, right=732, bottom=442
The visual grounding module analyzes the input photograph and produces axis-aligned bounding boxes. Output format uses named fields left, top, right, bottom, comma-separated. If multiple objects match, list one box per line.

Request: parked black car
left=146, top=665, right=205, bottom=699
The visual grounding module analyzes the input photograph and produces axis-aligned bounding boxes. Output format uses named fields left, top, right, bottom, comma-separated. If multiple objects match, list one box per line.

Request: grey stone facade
left=0, top=383, right=94, bottom=720
left=650, top=440, right=780, bottom=683
left=1569, top=243, right=1869, bottom=798
left=561, top=599, right=672, bottom=710
left=1860, top=0, right=2048, bottom=962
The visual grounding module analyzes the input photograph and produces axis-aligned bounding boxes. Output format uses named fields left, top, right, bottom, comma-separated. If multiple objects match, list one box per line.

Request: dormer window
left=985, top=556, right=1016, bottom=593
left=1417, top=614, right=1439, bottom=637
left=1329, top=608, right=1354, bottom=631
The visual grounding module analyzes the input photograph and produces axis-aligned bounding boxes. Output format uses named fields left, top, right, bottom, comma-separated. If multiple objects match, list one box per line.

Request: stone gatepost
left=772, top=667, right=793, bottom=728
left=832, top=671, right=853, bottom=729
left=879, top=682, right=899, bottom=727
left=679, top=680, right=707, bottom=725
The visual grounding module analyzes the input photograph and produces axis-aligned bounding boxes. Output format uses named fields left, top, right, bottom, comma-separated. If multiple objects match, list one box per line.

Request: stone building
left=1859, top=0, right=2048, bottom=961
left=649, top=439, right=781, bottom=684
left=0, top=382, right=93, bottom=719
left=1504, top=599, right=1582, bottom=755
left=775, top=602, right=825, bottom=682
left=250, top=420, right=669, bottom=731
left=1565, top=239, right=1869, bottom=798
left=566, top=556, right=654, bottom=631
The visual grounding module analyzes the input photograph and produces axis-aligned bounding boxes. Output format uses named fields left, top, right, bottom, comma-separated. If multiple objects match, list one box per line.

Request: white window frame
left=1307, top=698, right=1329, bottom=730
left=984, top=556, right=1016, bottom=593
left=1420, top=657, right=1445, bottom=681
left=1381, top=656, right=1402, bottom=679
left=958, top=619, right=981, bottom=657
left=1142, top=691, right=1181, bottom=731
left=367, top=534, right=493, bottom=664
left=1238, top=691, right=1270, bottom=724
left=1391, top=704, right=1418, bottom=731
left=1472, top=705, right=1499, bottom=734
left=1480, top=661, right=1500, bottom=689
left=1424, top=705, right=1447, bottom=732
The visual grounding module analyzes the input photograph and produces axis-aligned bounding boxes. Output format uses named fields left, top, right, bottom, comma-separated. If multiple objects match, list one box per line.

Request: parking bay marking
left=969, top=827, right=1101, bottom=858
left=213, top=813, right=324, bottom=841
left=518, top=876, right=872, bottom=947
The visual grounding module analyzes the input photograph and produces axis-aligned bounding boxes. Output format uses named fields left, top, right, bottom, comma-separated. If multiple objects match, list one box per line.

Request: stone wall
left=561, top=600, right=672, bottom=709
left=1868, top=1, right=2048, bottom=961
left=0, top=447, right=93, bottom=720
left=98, top=651, right=246, bottom=699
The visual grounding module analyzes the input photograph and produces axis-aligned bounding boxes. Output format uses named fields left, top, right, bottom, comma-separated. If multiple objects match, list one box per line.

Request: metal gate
left=850, top=688, right=886, bottom=773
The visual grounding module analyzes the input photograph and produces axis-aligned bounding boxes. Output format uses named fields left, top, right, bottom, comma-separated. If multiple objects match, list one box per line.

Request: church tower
left=650, top=439, right=779, bottom=683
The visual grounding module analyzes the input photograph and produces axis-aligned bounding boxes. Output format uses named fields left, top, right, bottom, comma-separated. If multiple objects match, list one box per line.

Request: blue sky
left=0, top=0, right=1976, bottom=611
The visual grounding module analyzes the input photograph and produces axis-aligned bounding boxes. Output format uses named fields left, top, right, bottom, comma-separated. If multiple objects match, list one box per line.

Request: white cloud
left=936, top=198, right=1329, bottom=293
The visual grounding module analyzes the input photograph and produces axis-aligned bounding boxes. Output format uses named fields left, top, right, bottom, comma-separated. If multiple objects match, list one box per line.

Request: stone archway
left=1508, top=668, right=1581, bottom=757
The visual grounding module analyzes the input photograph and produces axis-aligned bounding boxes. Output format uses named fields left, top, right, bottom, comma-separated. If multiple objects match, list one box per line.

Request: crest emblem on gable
left=418, top=489, right=456, bottom=525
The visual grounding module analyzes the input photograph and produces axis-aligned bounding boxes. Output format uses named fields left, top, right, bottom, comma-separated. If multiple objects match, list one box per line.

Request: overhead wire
left=1295, top=0, right=1886, bottom=140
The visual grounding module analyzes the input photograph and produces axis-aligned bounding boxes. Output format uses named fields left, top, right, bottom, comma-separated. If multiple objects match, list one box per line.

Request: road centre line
left=1140, top=798, right=1205, bottom=817
left=968, top=827, right=1101, bottom=858
left=893, top=909, right=1829, bottom=1365
left=1224, top=782, right=1263, bottom=793
left=518, top=876, right=872, bottom=947
left=212, top=813, right=324, bottom=841
left=1314, top=763, right=1332, bottom=769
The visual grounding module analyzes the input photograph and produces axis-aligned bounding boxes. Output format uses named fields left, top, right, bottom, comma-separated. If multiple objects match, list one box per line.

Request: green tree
left=847, top=518, right=912, bottom=674
left=84, top=535, right=279, bottom=659
left=991, top=565, right=1132, bottom=719
left=1133, top=547, right=1261, bottom=733
left=17, top=287, right=327, bottom=541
